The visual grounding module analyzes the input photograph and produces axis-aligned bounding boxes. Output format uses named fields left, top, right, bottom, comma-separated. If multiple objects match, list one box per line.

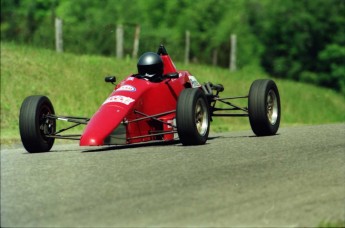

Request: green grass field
left=1, top=42, right=345, bottom=144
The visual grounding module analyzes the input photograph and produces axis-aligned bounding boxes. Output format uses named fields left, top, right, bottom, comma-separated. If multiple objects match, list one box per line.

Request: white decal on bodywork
left=188, top=76, right=201, bottom=88
left=116, top=85, right=136, bottom=92
left=103, top=95, right=135, bottom=105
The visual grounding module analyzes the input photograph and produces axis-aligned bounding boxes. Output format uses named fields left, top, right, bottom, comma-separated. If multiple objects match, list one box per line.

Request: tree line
left=1, top=0, right=344, bottom=94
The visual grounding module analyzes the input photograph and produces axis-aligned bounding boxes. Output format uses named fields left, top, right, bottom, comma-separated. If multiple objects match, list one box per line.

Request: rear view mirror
left=105, top=76, right=116, bottom=84
left=165, top=72, right=179, bottom=78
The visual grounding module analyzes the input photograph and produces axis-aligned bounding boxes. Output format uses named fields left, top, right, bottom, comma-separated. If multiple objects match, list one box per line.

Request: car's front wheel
left=19, top=95, right=56, bottom=152
left=248, top=79, right=281, bottom=136
left=176, top=88, right=210, bottom=145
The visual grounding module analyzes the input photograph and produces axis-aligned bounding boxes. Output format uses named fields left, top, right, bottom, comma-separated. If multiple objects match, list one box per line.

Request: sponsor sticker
left=103, top=95, right=135, bottom=105
left=188, top=76, right=201, bottom=88
left=116, top=85, right=136, bottom=92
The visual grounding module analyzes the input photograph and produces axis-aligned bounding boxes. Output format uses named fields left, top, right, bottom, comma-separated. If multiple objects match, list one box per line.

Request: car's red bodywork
left=80, top=51, right=193, bottom=146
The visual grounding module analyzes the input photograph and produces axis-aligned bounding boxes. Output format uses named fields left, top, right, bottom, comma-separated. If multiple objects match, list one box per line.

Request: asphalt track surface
left=1, top=124, right=344, bottom=227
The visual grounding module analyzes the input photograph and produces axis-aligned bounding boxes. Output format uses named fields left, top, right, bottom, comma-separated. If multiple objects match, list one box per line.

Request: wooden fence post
left=55, top=17, right=63, bottom=53
left=185, top=30, right=190, bottom=65
left=132, top=24, right=140, bottom=59
left=116, top=24, right=124, bottom=59
left=229, top=34, right=237, bottom=72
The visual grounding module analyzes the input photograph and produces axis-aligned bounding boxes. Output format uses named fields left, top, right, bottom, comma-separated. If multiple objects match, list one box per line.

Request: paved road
left=1, top=124, right=344, bottom=227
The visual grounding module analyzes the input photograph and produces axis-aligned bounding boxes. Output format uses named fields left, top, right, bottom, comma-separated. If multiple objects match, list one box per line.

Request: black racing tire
left=248, top=79, right=281, bottom=136
left=19, top=95, right=56, bottom=153
left=176, top=88, right=210, bottom=145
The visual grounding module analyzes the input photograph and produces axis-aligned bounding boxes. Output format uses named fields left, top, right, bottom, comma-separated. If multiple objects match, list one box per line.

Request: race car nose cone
left=80, top=136, right=103, bottom=146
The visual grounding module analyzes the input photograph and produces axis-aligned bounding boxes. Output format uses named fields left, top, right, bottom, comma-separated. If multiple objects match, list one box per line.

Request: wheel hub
left=267, top=89, right=278, bottom=125
left=195, top=99, right=209, bottom=136
left=39, top=106, right=55, bottom=137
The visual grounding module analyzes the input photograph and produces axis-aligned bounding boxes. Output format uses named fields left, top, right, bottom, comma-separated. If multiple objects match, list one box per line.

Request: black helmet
left=137, top=52, right=163, bottom=79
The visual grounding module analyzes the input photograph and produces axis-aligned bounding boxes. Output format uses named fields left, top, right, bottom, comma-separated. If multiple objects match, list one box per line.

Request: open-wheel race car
left=19, top=44, right=281, bottom=153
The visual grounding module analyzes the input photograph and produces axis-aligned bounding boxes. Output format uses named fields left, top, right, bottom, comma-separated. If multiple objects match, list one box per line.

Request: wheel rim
left=195, top=98, right=209, bottom=136
left=267, top=89, right=278, bottom=125
left=39, top=105, right=55, bottom=139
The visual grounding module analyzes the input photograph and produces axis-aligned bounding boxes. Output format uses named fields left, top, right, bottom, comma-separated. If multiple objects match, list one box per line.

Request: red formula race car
left=19, top=45, right=281, bottom=153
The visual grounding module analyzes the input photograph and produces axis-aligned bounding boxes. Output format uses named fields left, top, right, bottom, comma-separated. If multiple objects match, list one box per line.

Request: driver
left=137, top=52, right=163, bottom=82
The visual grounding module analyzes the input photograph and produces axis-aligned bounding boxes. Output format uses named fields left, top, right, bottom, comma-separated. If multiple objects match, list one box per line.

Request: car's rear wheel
left=176, top=88, right=210, bottom=145
left=19, top=95, right=56, bottom=152
left=248, top=79, right=281, bottom=136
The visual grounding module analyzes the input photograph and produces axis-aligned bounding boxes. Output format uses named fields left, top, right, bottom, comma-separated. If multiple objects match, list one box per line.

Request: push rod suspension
left=53, top=122, right=83, bottom=135
left=127, top=130, right=177, bottom=140
left=46, top=114, right=89, bottom=124
left=215, top=99, right=248, bottom=112
left=212, top=113, right=248, bottom=117
left=215, top=95, right=248, bottom=100
left=130, top=110, right=176, bottom=128
left=46, top=134, right=81, bottom=140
